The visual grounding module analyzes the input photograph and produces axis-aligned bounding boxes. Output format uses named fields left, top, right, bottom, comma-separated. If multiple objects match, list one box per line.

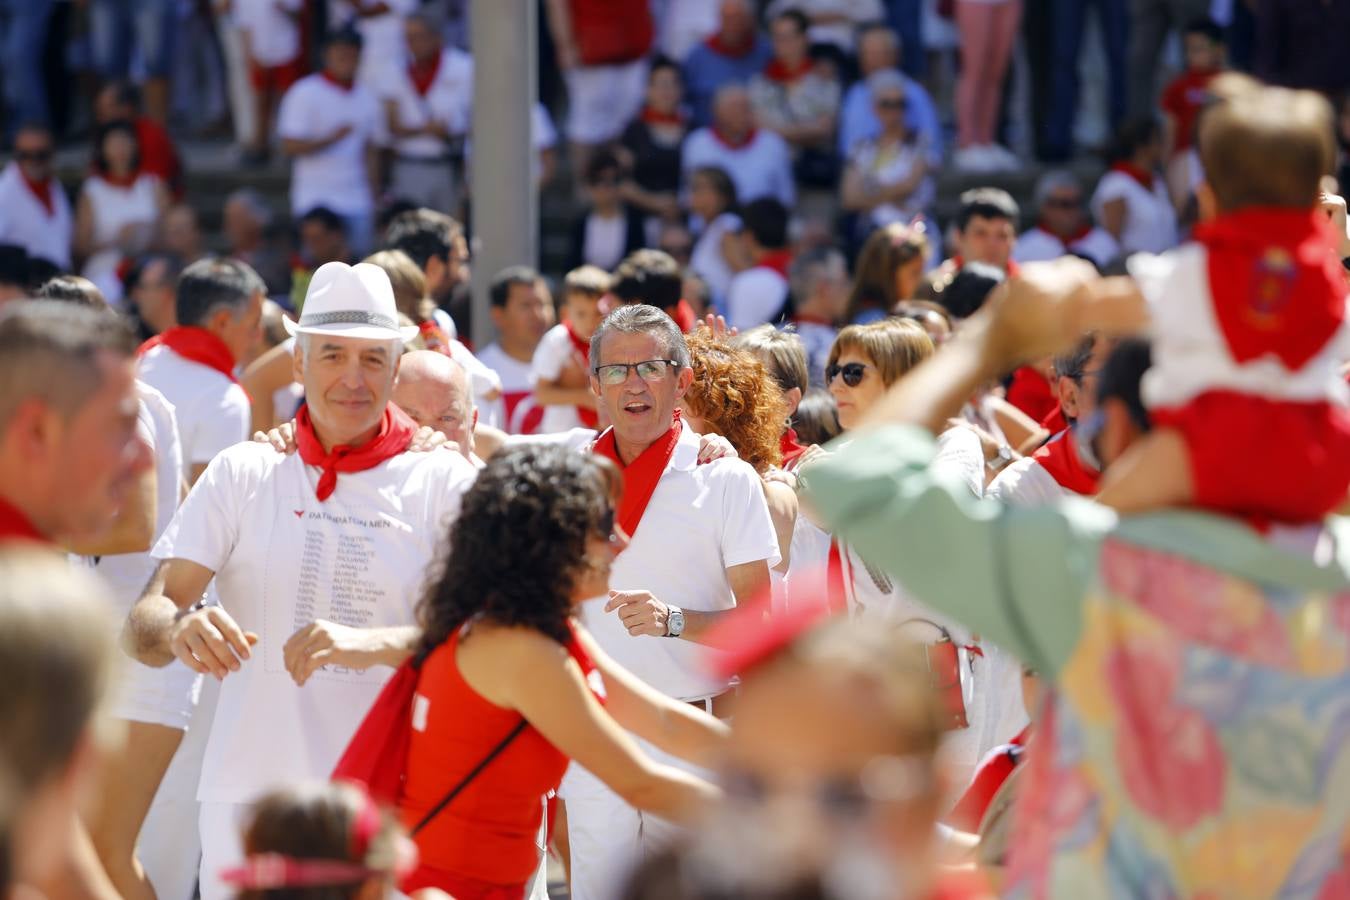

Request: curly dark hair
left=417, top=444, right=616, bottom=653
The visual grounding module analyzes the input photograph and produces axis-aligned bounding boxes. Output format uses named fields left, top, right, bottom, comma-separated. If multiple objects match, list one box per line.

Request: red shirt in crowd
left=135, top=116, right=184, bottom=198
left=568, top=0, right=652, bottom=66
left=1160, top=68, right=1220, bottom=153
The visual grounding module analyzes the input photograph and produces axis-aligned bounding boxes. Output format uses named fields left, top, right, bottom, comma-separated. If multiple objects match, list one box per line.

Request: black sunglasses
left=14, top=149, right=52, bottom=163
left=826, top=362, right=868, bottom=387
left=875, top=97, right=908, bottom=110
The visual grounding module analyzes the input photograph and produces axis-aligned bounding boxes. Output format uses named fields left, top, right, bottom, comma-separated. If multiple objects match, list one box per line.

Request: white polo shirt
left=233, top=0, right=303, bottom=66
left=152, top=439, right=477, bottom=804
left=379, top=47, right=474, bottom=158
left=987, top=455, right=1069, bottom=508
left=1012, top=225, right=1121, bottom=270
left=682, top=127, right=796, bottom=209
left=1089, top=170, right=1178, bottom=256
left=138, top=346, right=250, bottom=469
left=478, top=343, right=542, bottom=434
left=578, top=421, right=780, bottom=700
left=0, top=162, right=72, bottom=269
left=725, top=266, right=788, bottom=332
left=530, top=324, right=588, bottom=434
left=277, top=74, right=381, bottom=216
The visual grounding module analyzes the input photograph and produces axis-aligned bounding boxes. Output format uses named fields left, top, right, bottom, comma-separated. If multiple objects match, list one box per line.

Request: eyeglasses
left=875, top=97, right=907, bottom=110
left=593, top=359, right=682, bottom=386
left=826, top=362, right=869, bottom=387
left=14, top=149, right=52, bottom=163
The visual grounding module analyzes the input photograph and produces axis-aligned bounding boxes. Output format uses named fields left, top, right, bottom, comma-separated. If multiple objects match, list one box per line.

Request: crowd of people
left=5, top=3, right=1350, bottom=900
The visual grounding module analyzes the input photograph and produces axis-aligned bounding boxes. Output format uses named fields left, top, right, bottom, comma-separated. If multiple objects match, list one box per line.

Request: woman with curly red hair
left=679, top=331, right=797, bottom=573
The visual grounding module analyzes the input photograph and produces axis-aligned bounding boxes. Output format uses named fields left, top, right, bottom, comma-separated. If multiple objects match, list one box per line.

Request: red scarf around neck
left=564, top=321, right=599, bottom=428
left=20, top=170, right=53, bottom=215
left=763, top=57, right=813, bottom=83
left=1195, top=207, right=1346, bottom=370
left=1036, top=220, right=1093, bottom=245
left=294, top=403, right=417, bottom=502
left=640, top=106, right=685, bottom=127
left=1032, top=429, right=1099, bottom=496
left=710, top=126, right=756, bottom=151
left=1111, top=161, right=1157, bottom=192
left=591, top=411, right=682, bottom=541
left=705, top=32, right=757, bottom=59
left=780, top=428, right=808, bottom=468
left=671, top=299, right=697, bottom=333
left=409, top=53, right=441, bottom=96
left=138, top=326, right=240, bottom=384
left=758, top=248, right=793, bottom=279
left=0, top=495, right=48, bottom=544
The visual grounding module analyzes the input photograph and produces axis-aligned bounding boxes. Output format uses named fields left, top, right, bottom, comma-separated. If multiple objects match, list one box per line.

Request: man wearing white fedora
left=127, top=261, right=479, bottom=900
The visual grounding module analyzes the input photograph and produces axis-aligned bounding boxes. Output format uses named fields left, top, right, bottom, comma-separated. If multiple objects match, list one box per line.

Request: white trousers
left=559, top=737, right=699, bottom=900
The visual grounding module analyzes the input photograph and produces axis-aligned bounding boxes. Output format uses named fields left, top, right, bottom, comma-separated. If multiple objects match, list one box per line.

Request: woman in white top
left=75, top=121, right=169, bottom=305
left=687, top=165, right=744, bottom=313
left=840, top=69, right=934, bottom=232
left=1091, top=116, right=1179, bottom=256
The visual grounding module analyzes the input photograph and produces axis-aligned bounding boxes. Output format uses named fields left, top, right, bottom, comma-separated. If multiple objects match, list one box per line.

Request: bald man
left=392, top=350, right=479, bottom=464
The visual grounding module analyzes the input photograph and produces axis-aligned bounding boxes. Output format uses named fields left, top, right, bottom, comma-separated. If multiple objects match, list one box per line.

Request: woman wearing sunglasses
left=826, top=319, right=934, bottom=432
left=397, top=443, right=726, bottom=899
left=840, top=69, right=935, bottom=237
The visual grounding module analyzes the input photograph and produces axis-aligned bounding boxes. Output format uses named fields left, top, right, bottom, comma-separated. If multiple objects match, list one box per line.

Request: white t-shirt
left=378, top=47, right=474, bottom=158
left=138, top=345, right=250, bottom=468
left=80, top=173, right=161, bottom=304
left=329, top=0, right=418, bottom=87
left=581, top=212, right=628, bottom=272
left=152, top=439, right=477, bottom=803
left=690, top=211, right=741, bottom=307
left=1012, top=225, right=1121, bottom=270
left=234, top=0, right=303, bottom=66
left=578, top=422, right=780, bottom=700
left=725, top=266, right=789, bottom=332
left=682, top=127, right=796, bottom=209
left=0, top=162, right=72, bottom=269
left=1090, top=170, right=1179, bottom=256
left=986, top=455, right=1068, bottom=508
left=848, top=137, right=935, bottom=228
left=530, top=324, right=588, bottom=434
left=478, top=343, right=542, bottom=434
left=277, top=74, right=381, bottom=216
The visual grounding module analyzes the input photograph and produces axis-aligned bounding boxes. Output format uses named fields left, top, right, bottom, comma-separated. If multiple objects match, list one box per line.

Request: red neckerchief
left=0, top=495, right=48, bottom=544
left=927, top=871, right=995, bottom=900
left=100, top=171, right=138, bottom=189
left=564, top=320, right=599, bottom=429
left=1040, top=405, right=1067, bottom=436
left=590, top=411, right=682, bottom=541
left=710, top=126, right=756, bottom=151
left=294, top=403, right=417, bottom=502
left=1032, top=429, right=1099, bottom=495
left=408, top=53, right=440, bottom=96
left=949, top=255, right=1019, bottom=277
left=417, top=319, right=451, bottom=355
left=780, top=428, right=808, bottom=467
left=1111, top=161, right=1157, bottom=192
left=946, top=724, right=1030, bottom=833
left=763, top=57, right=812, bottom=83
left=322, top=71, right=355, bottom=92
left=1196, top=207, right=1346, bottom=370
left=138, top=326, right=240, bottom=385
left=757, top=249, right=793, bottom=279
left=19, top=169, right=53, bottom=215
left=826, top=540, right=848, bottom=614
left=705, top=32, right=756, bottom=59
left=639, top=106, right=685, bottom=127
left=671, top=299, right=697, bottom=333
left=1036, top=221, right=1093, bottom=245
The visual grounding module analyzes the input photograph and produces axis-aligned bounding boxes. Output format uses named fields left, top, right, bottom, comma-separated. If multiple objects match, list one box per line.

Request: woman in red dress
left=398, top=444, right=726, bottom=899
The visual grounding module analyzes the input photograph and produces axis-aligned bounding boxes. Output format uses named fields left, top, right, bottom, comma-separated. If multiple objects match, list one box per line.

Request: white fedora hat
left=284, top=261, right=419, bottom=342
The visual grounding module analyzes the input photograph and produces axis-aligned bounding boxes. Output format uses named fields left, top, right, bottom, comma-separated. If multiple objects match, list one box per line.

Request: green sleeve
left=800, top=425, right=1114, bottom=676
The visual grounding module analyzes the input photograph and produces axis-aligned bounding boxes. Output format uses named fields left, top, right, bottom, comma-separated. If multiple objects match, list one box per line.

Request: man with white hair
left=1012, top=170, right=1120, bottom=269
left=681, top=0, right=771, bottom=126
left=682, top=85, right=795, bottom=208
left=392, top=349, right=480, bottom=464
left=126, top=261, right=478, bottom=900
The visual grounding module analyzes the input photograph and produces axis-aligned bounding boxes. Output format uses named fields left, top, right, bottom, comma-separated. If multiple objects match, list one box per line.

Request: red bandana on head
left=565, top=320, right=599, bottom=429
left=1195, top=208, right=1346, bottom=370
left=591, top=411, right=682, bottom=541
left=294, top=403, right=418, bottom=502
left=1032, top=429, right=1099, bottom=496
left=138, top=326, right=241, bottom=385
left=0, top=496, right=48, bottom=544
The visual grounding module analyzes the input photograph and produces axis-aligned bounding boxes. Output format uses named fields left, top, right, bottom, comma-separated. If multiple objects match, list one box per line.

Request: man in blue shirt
left=837, top=23, right=941, bottom=163
left=682, top=0, right=773, bottom=127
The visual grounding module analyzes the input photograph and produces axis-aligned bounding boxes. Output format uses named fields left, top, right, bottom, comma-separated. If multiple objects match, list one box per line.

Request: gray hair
left=225, top=188, right=273, bottom=228
left=589, top=304, right=691, bottom=370
left=1053, top=332, right=1098, bottom=383
left=0, top=301, right=137, bottom=429
left=865, top=68, right=907, bottom=98
left=1032, top=169, right=1084, bottom=212
left=789, top=246, right=846, bottom=306
left=712, top=83, right=750, bottom=110
left=296, top=332, right=403, bottom=364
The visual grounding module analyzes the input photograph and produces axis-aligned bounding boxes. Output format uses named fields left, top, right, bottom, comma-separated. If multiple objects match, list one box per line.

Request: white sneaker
left=983, top=144, right=1021, bottom=170
left=954, top=145, right=994, bottom=172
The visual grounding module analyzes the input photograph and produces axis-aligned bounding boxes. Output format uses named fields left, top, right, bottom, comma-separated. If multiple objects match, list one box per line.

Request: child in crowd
left=234, top=0, right=306, bottom=167
left=221, top=782, right=432, bottom=900
left=1096, top=74, right=1350, bottom=524
left=531, top=265, right=610, bottom=434
left=1160, top=18, right=1226, bottom=213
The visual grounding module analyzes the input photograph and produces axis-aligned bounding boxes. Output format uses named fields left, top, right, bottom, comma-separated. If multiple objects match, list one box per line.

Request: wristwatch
left=665, top=606, right=686, bottom=638
left=987, top=444, right=1015, bottom=474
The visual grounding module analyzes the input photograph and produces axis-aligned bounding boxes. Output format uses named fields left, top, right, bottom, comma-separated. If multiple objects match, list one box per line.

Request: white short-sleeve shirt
left=1089, top=170, right=1178, bottom=256
left=530, top=324, right=587, bottom=434
left=725, top=267, right=789, bottom=332
left=1012, top=225, right=1121, bottom=270
left=578, top=422, right=780, bottom=700
left=152, top=438, right=477, bottom=803
left=137, top=346, right=250, bottom=468
left=0, top=162, right=72, bottom=269
left=477, top=343, right=542, bottom=434
left=681, top=127, right=796, bottom=209
left=378, top=47, right=474, bottom=158
left=277, top=74, right=381, bottom=216
left=234, top=0, right=303, bottom=66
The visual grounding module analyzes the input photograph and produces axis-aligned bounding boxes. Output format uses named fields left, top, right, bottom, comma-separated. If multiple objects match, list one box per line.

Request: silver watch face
left=667, top=608, right=686, bottom=637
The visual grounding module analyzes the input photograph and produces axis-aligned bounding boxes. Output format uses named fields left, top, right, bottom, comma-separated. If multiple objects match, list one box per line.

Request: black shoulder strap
left=410, top=717, right=529, bottom=836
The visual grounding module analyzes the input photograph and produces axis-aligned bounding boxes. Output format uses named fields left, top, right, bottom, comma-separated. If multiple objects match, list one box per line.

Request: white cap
left=284, top=261, right=419, bottom=342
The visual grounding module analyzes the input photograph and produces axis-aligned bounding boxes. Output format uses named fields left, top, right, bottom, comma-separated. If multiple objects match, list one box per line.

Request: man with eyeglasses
left=1012, top=170, right=1120, bottom=270
left=0, top=124, right=72, bottom=270
left=988, top=332, right=1116, bottom=507
left=560, top=302, right=779, bottom=900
